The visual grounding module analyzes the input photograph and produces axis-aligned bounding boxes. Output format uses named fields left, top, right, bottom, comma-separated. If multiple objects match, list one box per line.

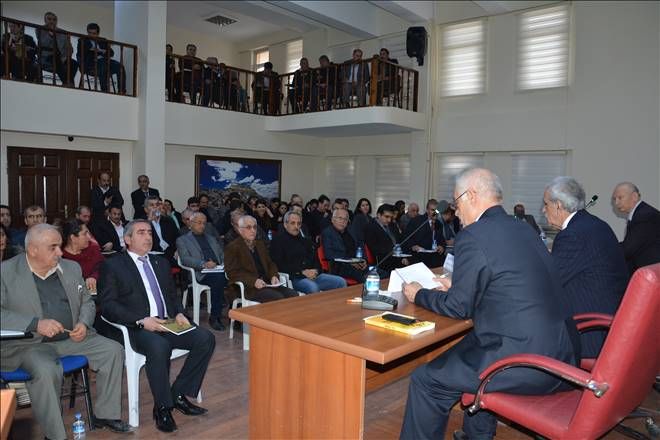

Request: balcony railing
left=166, top=55, right=418, bottom=115
left=1, top=16, right=137, bottom=96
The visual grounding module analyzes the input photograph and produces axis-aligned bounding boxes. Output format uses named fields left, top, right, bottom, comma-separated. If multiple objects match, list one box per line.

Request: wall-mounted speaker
left=406, top=27, right=427, bottom=66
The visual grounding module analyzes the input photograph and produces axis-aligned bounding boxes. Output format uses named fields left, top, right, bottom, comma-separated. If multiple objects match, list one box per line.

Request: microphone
left=432, top=200, right=450, bottom=217
left=585, top=195, right=598, bottom=209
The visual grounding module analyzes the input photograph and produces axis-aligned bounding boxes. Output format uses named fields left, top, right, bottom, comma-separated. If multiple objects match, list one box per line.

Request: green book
left=159, top=319, right=196, bottom=335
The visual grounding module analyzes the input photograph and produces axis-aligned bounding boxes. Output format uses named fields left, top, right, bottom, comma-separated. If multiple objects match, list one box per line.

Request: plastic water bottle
left=431, top=240, right=438, bottom=251
left=393, top=244, right=402, bottom=256
left=267, top=230, right=273, bottom=241
left=355, top=246, right=363, bottom=259
left=365, top=267, right=380, bottom=295
left=72, top=413, right=86, bottom=439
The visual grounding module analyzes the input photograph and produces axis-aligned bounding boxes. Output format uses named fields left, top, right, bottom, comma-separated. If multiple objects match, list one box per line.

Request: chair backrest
left=364, top=244, right=376, bottom=265
left=317, top=244, right=330, bottom=272
left=568, top=263, right=660, bottom=439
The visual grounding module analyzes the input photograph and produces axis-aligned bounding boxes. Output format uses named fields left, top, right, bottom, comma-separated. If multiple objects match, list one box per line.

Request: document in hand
left=386, top=262, right=440, bottom=292
left=264, top=281, right=284, bottom=288
left=159, top=319, right=196, bottom=335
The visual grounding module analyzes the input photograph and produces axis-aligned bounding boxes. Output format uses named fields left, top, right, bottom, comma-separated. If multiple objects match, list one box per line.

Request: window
left=517, top=4, right=570, bottom=90
left=433, top=153, right=485, bottom=201
left=326, top=157, right=356, bottom=204
left=374, top=156, right=411, bottom=207
left=286, top=39, right=303, bottom=73
left=254, top=48, right=269, bottom=72
left=511, top=152, right=567, bottom=225
left=440, top=19, right=486, bottom=97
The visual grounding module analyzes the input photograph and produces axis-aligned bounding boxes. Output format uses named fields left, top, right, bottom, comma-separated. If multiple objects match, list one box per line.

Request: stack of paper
left=386, top=262, right=440, bottom=292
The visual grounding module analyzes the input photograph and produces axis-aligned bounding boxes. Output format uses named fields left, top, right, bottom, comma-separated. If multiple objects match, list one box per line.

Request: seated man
left=270, top=211, right=346, bottom=294
left=1, top=22, right=39, bottom=82
left=513, top=203, right=542, bottom=235
left=403, top=199, right=446, bottom=268
left=0, top=204, right=24, bottom=247
left=544, top=177, right=629, bottom=358
left=36, top=12, right=78, bottom=86
left=176, top=212, right=226, bottom=331
left=364, top=203, right=409, bottom=272
left=439, top=203, right=461, bottom=245
left=140, top=196, right=179, bottom=263
left=74, top=205, right=103, bottom=250
left=399, top=202, right=419, bottom=232
left=77, top=23, right=126, bottom=93
left=224, top=208, right=267, bottom=245
left=99, top=220, right=215, bottom=433
left=225, top=215, right=298, bottom=303
left=400, top=168, right=578, bottom=440
left=12, top=204, right=47, bottom=249
left=90, top=205, right=127, bottom=252
left=1, top=224, right=131, bottom=439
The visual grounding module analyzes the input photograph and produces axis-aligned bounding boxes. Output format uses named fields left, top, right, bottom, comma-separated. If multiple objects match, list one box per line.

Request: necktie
left=625, top=220, right=631, bottom=238
left=430, top=220, right=435, bottom=245
left=137, top=256, right=165, bottom=318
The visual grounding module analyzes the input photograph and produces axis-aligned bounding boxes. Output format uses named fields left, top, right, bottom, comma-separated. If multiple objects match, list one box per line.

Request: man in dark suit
left=403, top=199, right=446, bottom=268
left=612, top=182, right=660, bottom=275
left=91, top=171, right=124, bottom=221
left=99, top=220, right=215, bottom=433
left=364, top=203, right=409, bottom=272
left=321, top=208, right=370, bottom=283
left=544, top=177, right=628, bottom=358
left=439, top=203, right=461, bottom=245
left=77, top=22, right=126, bottom=93
left=341, top=48, right=370, bottom=107
left=90, top=206, right=127, bottom=252
left=400, top=168, right=578, bottom=440
left=376, top=47, right=399, bottom=106
left=130, top=175, right=160, bottom=219
left=513, top=203, right=542, bottom=235
left=136, top=196, right=179, bottom=263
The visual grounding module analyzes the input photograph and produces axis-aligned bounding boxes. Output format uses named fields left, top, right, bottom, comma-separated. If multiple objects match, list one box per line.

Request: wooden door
left=7, top=147, right=120, bottom=228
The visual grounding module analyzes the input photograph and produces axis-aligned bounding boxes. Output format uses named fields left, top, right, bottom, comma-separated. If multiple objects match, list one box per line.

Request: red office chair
left=363, top=244, right=376, bottom=266
left=317, top=243, right=359, bottom=286
left=461, top=263, right=660, bottom=440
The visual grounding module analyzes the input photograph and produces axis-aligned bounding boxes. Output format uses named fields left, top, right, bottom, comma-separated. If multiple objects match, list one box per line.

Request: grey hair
left=123, top=219, right=151, bottom=238
left=545, top=176, right=586, bottom=213
left=189, top=211, right=207, bottom=221
left=455, top=168, right=503, bottom=202
left=615, top=182, right=640, bottom=196
left=25, top=223, right=60, bottom=248
left=230, top=210, right=244, bottom=224
left=181, top=208, right=194, bottom=219
left=283, top=210, right=302, bottom=223
left=143, top=195, right=160, bottom=208
left=237, top=215, right=256, bottom=228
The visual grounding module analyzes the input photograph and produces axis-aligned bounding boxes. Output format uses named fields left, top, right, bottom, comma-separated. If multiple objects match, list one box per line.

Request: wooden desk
left=0, top=389, right=16, bottom=440
left=229, top=283, right=472, bottom=439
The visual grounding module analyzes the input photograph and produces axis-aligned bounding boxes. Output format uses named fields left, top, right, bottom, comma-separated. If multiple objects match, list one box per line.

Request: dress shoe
left=208, top=316, right=226, bottom=331
left=153, top=405, right=177, bottom=433
left=453, top=430, right=469, bottom=440
left=172, top=393, right=208, bottom=416
left=93, top=417, right=134, bottom=433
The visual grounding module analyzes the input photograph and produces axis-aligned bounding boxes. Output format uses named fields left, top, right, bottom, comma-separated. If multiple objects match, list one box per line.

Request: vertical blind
left=440, top=19, right=486, bottom=97
left=286, top=39, right=303, bottom=74
left=518, top=4, right=570, bottom=90
left=326, top=157, right=356, bottom=204
left=254, top=48, right=269, bottom=72
left=511, top=153, right=567, bottom=225
left=374, top=156, right=411, bottom=207
left=433, top=153, right=485, bottom=200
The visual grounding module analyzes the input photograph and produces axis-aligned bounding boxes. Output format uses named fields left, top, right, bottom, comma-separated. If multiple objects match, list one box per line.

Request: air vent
left=204, top=14, right=237, bottom=27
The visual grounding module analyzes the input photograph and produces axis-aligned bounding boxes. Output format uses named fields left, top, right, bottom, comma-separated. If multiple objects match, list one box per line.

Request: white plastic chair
left=101, top=316, right=201, bottom=427
left=177, top=256, right=211, bottom=325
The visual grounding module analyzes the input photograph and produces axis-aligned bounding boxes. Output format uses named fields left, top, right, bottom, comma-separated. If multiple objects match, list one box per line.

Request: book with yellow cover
left=159, top=319, right=196, bottom=335
left=363, top=312, right=435, bottom=335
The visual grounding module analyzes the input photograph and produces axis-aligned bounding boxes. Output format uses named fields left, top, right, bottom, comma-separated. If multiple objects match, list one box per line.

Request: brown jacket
left=225, top=238, right=279, bottom=301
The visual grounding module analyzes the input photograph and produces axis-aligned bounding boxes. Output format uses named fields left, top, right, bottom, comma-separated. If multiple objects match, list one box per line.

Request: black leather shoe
left=172, top=394, right=208, bottom=416
left=453, top=430, right=469, bottom=440
left=93, top=417, right=134, bottom=433
left=208, top=317, right=226, bottom=331
left=153, top=405, right=177, bottom=433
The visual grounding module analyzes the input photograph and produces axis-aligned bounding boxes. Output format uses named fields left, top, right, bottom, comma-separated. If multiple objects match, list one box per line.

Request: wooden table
left=0, top=389, right=16, bottom=440
left=229, top=283, right=472, bottom=439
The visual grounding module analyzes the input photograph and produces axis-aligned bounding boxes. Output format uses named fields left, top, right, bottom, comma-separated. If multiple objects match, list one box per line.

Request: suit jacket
left=415, top=206, right=577, bottom=393
left=99, top=252, right=183, bottom=328
left=130, top=187, right=160, bottom=219
left=269, top=230, right=319, bottom=279
left=364, top=218, right=404, bottom=272
left=90, top=218, right=126, bottom=252
left=1, top=255, right=96, bottom=368
left=321, top=225, right=357, bottom=262
left=622, top=201, right=660, bottom=274
left=515, top=214, right=542, bottom=235
left=551, top=210, right=628, bottom=358
left=403, top=214, right=447, bottom=252
left=149, top=216, right=179, bottom=262
left=348, top=212, right=371, bottom=247
left=76, top=37, right=113, bottom=69
left=341, top=59, right=370, bottom=85
left=176, top=231, right=224, bottom=282
left=90, top=185, right=124, bottom=219
left=224, top=239, right=278, bottom=301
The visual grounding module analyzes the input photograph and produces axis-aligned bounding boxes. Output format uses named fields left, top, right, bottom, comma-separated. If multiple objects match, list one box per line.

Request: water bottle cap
left=75, top=413, right=82, bottom=418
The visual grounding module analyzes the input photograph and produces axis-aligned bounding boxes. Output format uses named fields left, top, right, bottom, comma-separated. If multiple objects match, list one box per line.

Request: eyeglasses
left=240, top=225, right=257, bottom=230
left=333, top=216, right=349, bottom=222
left=450, top=190, right=468, bottom=209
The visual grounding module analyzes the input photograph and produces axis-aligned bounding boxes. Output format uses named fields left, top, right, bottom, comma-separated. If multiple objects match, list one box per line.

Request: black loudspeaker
left=406, top=26, right=427, bottom=66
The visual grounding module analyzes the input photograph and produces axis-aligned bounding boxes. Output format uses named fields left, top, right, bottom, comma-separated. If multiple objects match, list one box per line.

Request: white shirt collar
left=474, top=209, right=488, bottom=222
left=628, top=200, right=642, bottom=221
left=27, top=257, right=63, bottom=280
left=562, top=211, right=578, bottom=230
left=127, top=250, right=148, bottom=263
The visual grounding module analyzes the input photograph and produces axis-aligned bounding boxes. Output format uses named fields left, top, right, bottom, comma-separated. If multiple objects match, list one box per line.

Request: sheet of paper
left=1, top=330, right=26, bottom=337
left=387, top=262, right=440, bottom=292
left=201, top=265, right=224, bottom=273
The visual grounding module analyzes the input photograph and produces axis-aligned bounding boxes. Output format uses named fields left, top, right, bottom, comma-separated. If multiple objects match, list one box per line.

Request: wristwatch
left=135, top=319, right=145, bottom=329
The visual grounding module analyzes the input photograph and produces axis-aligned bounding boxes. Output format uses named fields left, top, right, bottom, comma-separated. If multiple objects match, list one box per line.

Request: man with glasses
left=365, top=203, right=409, bottom=272
left=403, top=199, right=446, bottom=268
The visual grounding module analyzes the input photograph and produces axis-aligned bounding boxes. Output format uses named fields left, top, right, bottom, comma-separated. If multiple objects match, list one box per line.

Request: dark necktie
left=138, top=256, right=165, bottom=318
left=625, top=220, right=631, bottom=238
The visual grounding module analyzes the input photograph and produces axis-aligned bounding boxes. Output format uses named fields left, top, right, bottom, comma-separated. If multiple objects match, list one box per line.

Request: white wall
left=434, top=1, right=660, bottom=238
left=166, top=24, right=238, bottom=66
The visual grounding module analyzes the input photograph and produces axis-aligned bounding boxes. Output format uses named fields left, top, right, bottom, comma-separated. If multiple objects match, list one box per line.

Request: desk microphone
left=585, top=195, right=598, bottom=209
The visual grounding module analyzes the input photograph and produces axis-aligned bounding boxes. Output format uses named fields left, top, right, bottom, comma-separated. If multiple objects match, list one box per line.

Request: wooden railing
left=1, top=16, right=137, bottom=96
left=166, top=55, right=419, bottom=115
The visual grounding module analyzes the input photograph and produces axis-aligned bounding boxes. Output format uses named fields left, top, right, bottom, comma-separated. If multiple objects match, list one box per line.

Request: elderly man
left=399, top=202, right=419, bottom=232
left=611, top=182, right=660, bottom=275
left=543, top=177, right=628, bottom=357
left=403, top=199, right=446, bottom=268
left=90, top=172, right=124, bottom=220
left=270, top=211, right=346, bottom=294
left=99, top=220, right=215, bottom=433
left=130, top=175, right=160, bottom=218
left=176, top=212, right=226, bottom=330
left=225, top=215, right=298, bottom=303
left=1, top=224, right=131, bottom=439
left=224, top=208, right=267, bottom=245
left=400, top=168, right=577, bottom=440
left=36, top=11, right=78, bottom=86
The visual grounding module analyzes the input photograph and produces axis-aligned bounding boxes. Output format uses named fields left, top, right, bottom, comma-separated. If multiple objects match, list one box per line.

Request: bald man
left=612, top=182, right=660, bottom=274
left=400, top=168, right=577, bottom=440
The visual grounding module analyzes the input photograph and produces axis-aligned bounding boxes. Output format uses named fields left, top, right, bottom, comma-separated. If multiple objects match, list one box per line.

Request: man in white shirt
left=342, top=48, right=370, bottom=107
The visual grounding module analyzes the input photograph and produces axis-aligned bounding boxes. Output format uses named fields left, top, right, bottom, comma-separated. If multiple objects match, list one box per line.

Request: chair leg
left=126, top=363, right=141, bottom=428
left=206, top=289, right=211, bottom=315
left=80, top=368, right=96, bottom=431
left=182, top=286, right=189, bottom=309
left=193, top=288, right=201, bottom=325
left=69, top=372, right=77, bottom=409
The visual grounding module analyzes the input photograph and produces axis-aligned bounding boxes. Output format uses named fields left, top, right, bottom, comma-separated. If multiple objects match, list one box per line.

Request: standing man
left=176, top=212, right=227, bottom=331
left=400, top=168, right=577, bottom=440
left=90, top=172, right=124, bottom=221
left=99, top=220, right=215, bottom=433
left=544, top=177, right=628, bottom=358
left=1, top=224, right=131, bottom=439
left=513, top=203, right=542, bottom=235
left=611, top=182, right=660, bottom=275
left=130, top=175, right=160, bottom=219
